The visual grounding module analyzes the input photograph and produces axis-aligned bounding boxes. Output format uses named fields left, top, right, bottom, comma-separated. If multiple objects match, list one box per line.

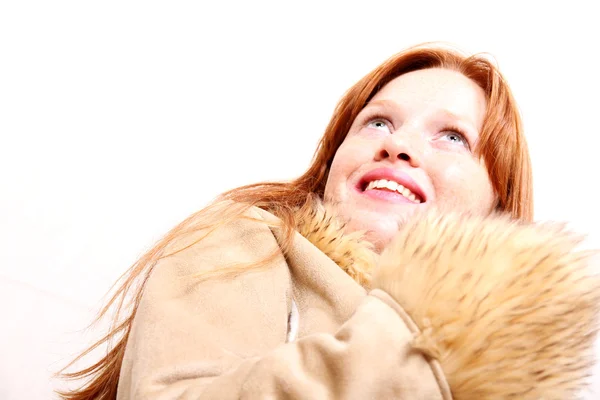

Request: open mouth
left=359, top=178, right=425, bottom=204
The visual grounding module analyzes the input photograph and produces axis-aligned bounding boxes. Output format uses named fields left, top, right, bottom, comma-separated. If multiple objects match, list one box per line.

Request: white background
left=1, top=1, right=599, bottom=398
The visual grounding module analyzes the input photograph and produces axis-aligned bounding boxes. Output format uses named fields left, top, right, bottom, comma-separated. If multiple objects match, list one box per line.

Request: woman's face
left=323, top=67, right=496, bottom=252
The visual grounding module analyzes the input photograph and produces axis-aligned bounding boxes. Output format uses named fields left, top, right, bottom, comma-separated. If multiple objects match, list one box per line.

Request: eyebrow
left=365, top=99, right=479, bottom=132
left=363, top=99, right=399, bottom=112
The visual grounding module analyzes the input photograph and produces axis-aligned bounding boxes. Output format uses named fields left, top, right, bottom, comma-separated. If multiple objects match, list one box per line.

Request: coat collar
left=292, top=197, right=600, bottom=399
left=293, top=197, right=377, bottom=288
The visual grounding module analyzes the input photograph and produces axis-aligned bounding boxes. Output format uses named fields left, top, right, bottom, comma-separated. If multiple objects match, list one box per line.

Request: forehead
left=370, top=68, right=487, bottom=128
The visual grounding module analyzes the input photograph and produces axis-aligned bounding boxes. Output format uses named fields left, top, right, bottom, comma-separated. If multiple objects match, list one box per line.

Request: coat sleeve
left=116, top=208, right=449, bottom=400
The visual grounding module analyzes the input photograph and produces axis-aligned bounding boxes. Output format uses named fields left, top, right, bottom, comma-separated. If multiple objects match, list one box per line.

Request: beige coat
left=116, top=201, right=600, bottom=399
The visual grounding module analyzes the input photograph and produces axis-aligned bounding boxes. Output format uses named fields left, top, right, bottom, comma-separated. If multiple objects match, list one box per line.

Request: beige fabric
left=117, top=207, right=448, bottom=399
left=370, top=289, right=452, bottom=399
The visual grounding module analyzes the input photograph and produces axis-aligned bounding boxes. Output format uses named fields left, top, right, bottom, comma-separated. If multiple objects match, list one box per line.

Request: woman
left=60, top=44, right=600, bottom=399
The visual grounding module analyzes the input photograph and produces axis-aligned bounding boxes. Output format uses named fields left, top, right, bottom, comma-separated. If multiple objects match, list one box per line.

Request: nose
left=375, top=131, right=423, bottom=168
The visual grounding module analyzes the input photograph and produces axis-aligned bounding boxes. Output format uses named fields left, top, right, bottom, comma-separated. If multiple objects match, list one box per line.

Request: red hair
left=58, top=43, right=532, bottom=399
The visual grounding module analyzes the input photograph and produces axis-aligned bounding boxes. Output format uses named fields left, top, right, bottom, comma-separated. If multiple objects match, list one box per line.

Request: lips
left=358, top=168, right=427, bottom=203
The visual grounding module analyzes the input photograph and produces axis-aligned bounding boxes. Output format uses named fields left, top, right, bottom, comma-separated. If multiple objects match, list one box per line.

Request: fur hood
left=294, top=198, right=600, bottom=399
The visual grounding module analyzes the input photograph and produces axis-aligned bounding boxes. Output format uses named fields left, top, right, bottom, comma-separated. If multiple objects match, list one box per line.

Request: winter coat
left=116, top=200, right=600, bottom=399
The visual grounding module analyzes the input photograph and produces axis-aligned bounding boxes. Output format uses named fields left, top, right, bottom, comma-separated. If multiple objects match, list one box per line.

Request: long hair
left=57, top=43, right=533, bottom=399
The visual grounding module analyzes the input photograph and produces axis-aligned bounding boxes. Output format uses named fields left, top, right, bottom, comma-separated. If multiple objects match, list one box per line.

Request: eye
left=366, top=119, right=392, bottom=133
left=439, top=129, right=471, bottom=150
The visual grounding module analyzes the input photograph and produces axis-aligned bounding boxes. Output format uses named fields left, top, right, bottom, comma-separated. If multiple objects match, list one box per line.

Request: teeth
left=385, top=181, right=398, bottom=191
left=365, top=178, right=422, bottom=203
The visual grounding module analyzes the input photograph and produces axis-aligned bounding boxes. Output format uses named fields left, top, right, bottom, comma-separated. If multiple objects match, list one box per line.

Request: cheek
left=323, top=167, right=341, bottom=203
left=433, top=157, right=495, bottom=213
left=323, top=144, right=353, bottom=203
left=324, top=139, right=373, bottom=200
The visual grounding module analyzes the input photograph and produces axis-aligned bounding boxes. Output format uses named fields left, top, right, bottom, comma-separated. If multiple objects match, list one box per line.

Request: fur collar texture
left=294, top=198, right=600, bottom=399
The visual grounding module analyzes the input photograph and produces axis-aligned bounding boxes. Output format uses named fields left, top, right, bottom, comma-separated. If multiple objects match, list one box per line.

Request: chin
left=353, top=218, right=402, bottom=254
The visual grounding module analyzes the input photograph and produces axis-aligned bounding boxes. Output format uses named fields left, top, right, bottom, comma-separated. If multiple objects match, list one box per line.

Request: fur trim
left=373, top=210, right=600, bottom=399
left=294, top=197, right=376, bottom=287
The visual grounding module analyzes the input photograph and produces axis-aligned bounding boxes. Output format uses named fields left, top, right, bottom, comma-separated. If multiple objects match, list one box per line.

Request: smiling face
left=323, top=67, right=496, bottom=252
